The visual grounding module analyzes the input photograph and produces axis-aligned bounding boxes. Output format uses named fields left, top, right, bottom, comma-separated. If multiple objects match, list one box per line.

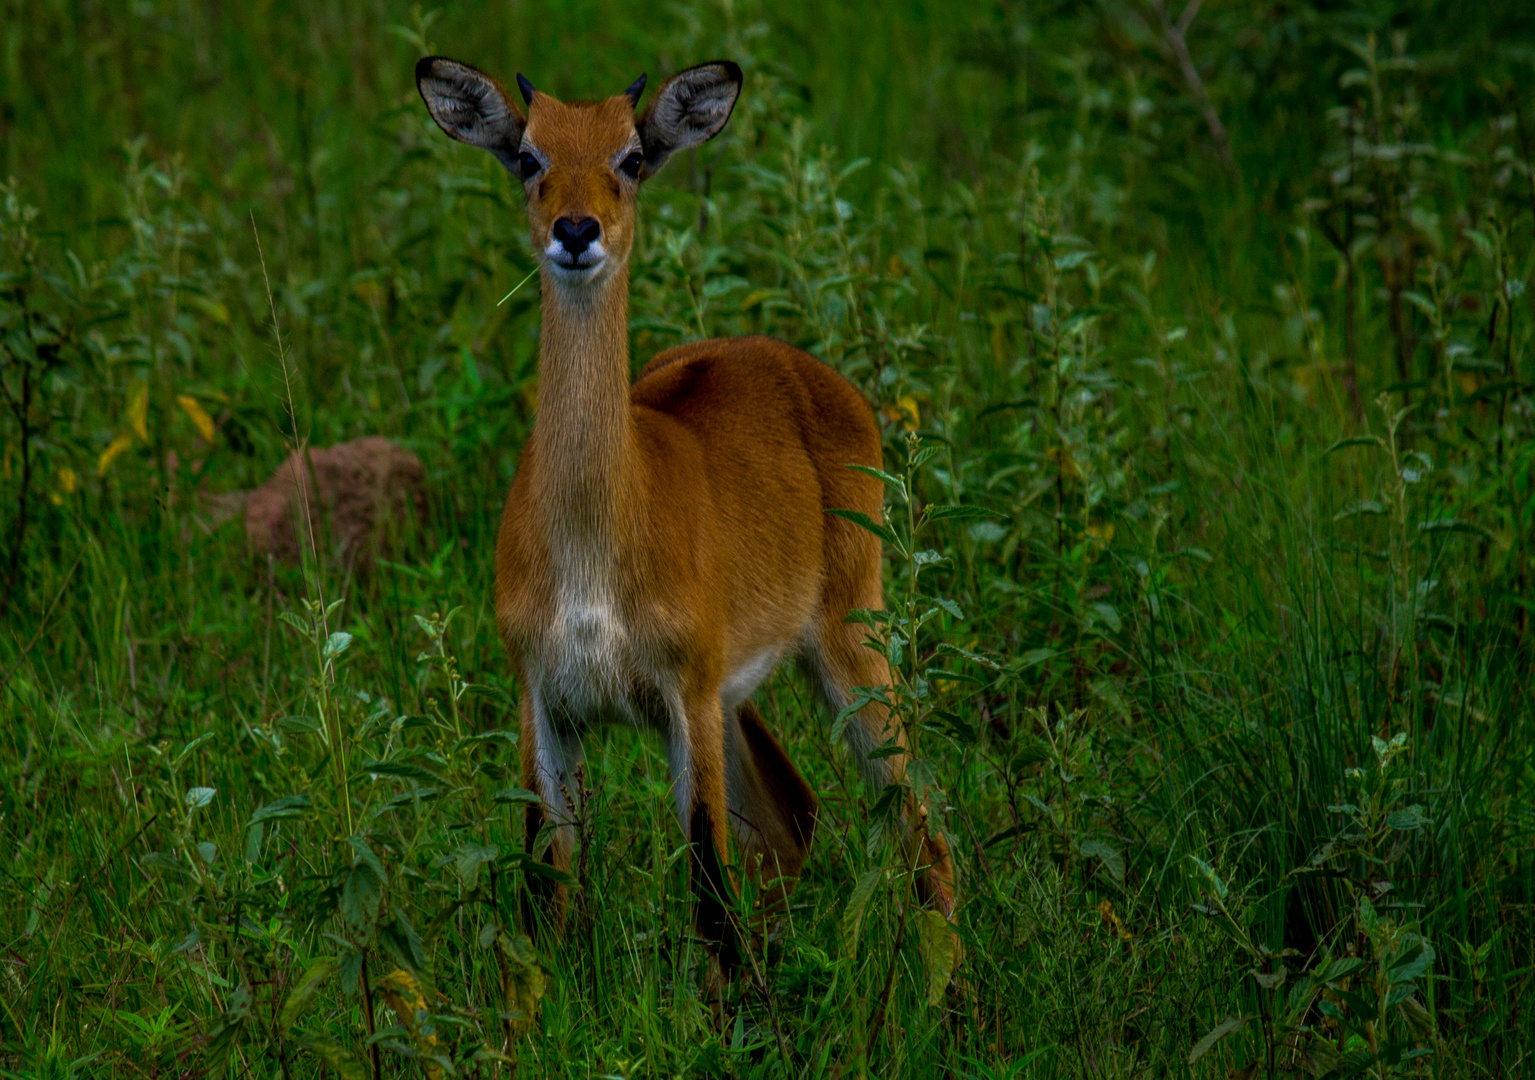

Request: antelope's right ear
left=415, top=56, right=525, bottom=173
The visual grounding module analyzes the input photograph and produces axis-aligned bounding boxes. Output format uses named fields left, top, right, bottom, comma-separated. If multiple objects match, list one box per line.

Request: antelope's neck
left=529, top=265, right=636, bottom=583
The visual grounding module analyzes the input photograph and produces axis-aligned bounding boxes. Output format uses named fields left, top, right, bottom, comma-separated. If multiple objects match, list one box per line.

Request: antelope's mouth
left=544, top=242, right=607, bottom=277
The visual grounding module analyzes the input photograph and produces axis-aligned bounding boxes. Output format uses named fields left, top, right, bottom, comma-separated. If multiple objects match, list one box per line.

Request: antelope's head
left=416, top=56, right=741, bottom=288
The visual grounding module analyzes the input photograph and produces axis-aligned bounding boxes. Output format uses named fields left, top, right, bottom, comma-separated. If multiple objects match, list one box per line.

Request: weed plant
left=1, top=1, right=1533, bottom=1077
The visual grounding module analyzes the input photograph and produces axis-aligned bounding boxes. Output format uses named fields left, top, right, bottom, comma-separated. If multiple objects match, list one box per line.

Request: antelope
left=414, top=55, right=956, bottom=962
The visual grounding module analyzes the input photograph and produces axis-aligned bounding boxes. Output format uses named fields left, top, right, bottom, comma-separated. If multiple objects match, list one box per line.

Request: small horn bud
left=623, top=72, right=647, bottom=107
left=515, top=72, right=536, bottom=106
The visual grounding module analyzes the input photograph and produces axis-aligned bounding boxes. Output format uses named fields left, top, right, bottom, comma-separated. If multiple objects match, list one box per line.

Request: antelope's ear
left=636, top=61, right=742, bottom=179
left=415, top=56, right=525, bottom=173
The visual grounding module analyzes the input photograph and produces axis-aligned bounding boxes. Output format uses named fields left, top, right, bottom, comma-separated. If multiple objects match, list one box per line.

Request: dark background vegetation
left=2, top=0, right=1534, bottom=1076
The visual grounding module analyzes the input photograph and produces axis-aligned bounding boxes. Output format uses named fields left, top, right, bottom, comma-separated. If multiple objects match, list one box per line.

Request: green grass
left=2, top=0, right=1534, bottom=1076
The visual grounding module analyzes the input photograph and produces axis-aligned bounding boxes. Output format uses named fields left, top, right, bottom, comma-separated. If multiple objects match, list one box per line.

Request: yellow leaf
left=1457, top=372, right=1479, bottom=395
left=58, top=468, right=77, bottom=494
left=884, top=395, right=920, bottom=431
left=177, top=395, right=215, bottom=442
left=497, top=931, right=546, bottom=1037
left=1046, top=445, right=1081, bottom=481
left=377, top=969, right=440, bottom=1078
left=1086, top=521, right=1114, bottom=544
left=97, top=432, right=135, bottom=476
left=127, top=382, right=149, bottom=441
left=353, top=280, right=388, bottom=308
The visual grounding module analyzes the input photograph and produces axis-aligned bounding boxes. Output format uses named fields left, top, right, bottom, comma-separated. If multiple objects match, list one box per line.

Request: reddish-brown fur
left=415, top=56, right=955, bottom=958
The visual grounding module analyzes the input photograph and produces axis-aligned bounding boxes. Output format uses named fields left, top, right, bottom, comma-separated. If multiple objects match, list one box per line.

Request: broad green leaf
left=1386, top=805, right=1426, bottom=830
left=250, top=794, right=312, bottom=825
left=1334, top=500, right=1386, bottom=521
left=1188, top=856, right=1229, bottom=900
left=184, top=787, right=217, bottom=810
left=825, top=507, right=899, bottom=546
left=341, top=864, right=383, bottom=929
left=348, top=835, right=386, bottom=881
left=279, top=957, right=338, bottom=1034
left=360, top=759, right=443, bottom=785
left=934, top=597, right=964, bottom=620
left=323, top=631, right=353, bottom=659
left=841, top=867, right=884, bottom=961
left=1389, top=938, right=1435, bottom=984
left=1324, top=435, right=1385, bottom=456
left=455, top=842, right=500, bottom=890
left=844, top=463, right=906, bottom=493
left=1079, top=839, right=1125, bottom=883
left=923, top=504, right=1005, bottom=523
left=277, top=715, right=324, bottom=735
left=296, top=1033, right=368, bottom=1080
left=492, top=787, right=543, bottom=806
left=1188, top=1015, right=1246, bottom=1065
left=1417, top=518, right=1495, bottom=541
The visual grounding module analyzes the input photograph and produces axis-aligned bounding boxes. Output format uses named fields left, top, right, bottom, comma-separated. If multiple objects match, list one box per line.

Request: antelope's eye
left=619, top=151, right=644, bottom=178
left=518, top=152, right=541, bottom=179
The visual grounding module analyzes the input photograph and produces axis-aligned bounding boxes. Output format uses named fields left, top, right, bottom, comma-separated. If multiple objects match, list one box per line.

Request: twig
left=1149, top=0, right=1238, bottom=181
left=360, top=951, right=383, bottom=1080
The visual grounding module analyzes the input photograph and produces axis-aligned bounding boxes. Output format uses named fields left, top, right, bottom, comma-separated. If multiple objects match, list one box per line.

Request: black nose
left=552, top=216, right=602, bottom=256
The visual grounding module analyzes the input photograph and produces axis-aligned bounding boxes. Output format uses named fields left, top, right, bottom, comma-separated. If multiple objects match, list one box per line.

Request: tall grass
left=1, top=0, right=1533, bottom=1076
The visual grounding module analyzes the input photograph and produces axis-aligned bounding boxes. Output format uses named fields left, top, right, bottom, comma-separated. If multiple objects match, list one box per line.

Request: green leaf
left=1015, top=647, right=1055, bottom=669
left=278, top=957, right=338, bottom=1034
left=922, top=504, right=1005, bottom=523
left=1320, top=957, right=1366, bottom=985
left=184, top=787, right=217, bottom=810
left=825, top=507, right=899, bottom=546
left=323, top=631, right=353, bottom=659
left=379, top=908, right=428, bottom=978
left=844, top=463, right=906, bottom=493
left=277, top=715, right=325, bottom=735
left=1078, top=839, right=1125, bottom=883
left=1417, top=518, right=1495, bottom=541
left=348, top=835, right=387, bottom=881
left=1188, top=1015, right=1246, bottom=1065
left=454, top=729, right=519, bottom=749
left=1389, top=938, right=1435, bottom=984
left=360, top=759, right=443, bottom=785
left=1358, top=896, right=1379, bottom=933
left=340, top=864, right=383, bottom=930
left=493, top=787, right=543, bottom=806
left=1089, top=602, right=1121, bottom=633
left=917, top=909, right=958, bottom=1006
left=1386, top=804, right=1427, bottom=830
left=295, top=1033, right=368, bottom=1080
left=1188, top=856, right=1229, bottom=900
left=507, top=852, right=581, bottom=890
left=456, top=842, right=500, bottom=890
left=1334, top=500, right=1386, bottom=521
left=934, top=597, right=964, bottom=620
left=841, top=867, right=884, bottom=961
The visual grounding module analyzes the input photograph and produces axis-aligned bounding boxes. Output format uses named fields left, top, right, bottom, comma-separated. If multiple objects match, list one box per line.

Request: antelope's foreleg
left=519, top=686, right=582, bottom=935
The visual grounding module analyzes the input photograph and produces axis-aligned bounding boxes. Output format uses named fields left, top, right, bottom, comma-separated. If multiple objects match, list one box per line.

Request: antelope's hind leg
left=724, top=699, right=819, bottom=917
left=666, top=691, right=741, bottom=968
left=804, top=576, right=957, bottom=914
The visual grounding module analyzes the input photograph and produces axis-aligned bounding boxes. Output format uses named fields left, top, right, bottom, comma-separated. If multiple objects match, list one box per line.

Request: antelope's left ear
left=636, top=61, right=742, bottom=180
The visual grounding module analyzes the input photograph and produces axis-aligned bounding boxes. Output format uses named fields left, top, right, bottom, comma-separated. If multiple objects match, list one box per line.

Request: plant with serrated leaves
left=832, top=429, right=1002, bottom=1061
left=1187, top=732, right=1437, bottom=1078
